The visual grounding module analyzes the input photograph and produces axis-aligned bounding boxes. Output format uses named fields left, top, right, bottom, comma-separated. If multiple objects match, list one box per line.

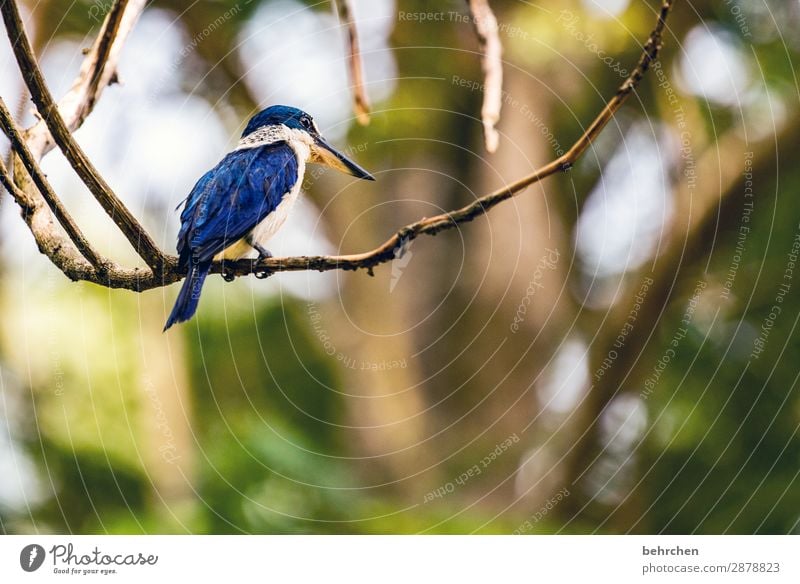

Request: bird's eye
left=300, top=116, right=312, bottom=129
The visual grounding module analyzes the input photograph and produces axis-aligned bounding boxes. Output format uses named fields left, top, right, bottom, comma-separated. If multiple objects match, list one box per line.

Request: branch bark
left=0, top=0, right=674, bottom=293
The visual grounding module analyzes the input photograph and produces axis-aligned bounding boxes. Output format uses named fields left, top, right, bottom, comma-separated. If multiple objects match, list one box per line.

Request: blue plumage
left=164, top=105, right=374, bottom=331
left=242, top=105, right=300, bottom=136
left=177, top=144, right=299, bottom=264
left=165, top=144, right=298, bottom=330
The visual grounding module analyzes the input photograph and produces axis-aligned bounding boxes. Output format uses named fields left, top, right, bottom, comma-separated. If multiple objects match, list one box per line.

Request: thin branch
left=1, top=0, right=165, bottom=271
left=467, top=0, right=503, bottom=153
left=334, top=0, right=370, bottom=125
left=0, top=0, right=674, bottom=292
left=215, top=0, right=674, bottom=279
left=562, top=0, right=671, bottom=164
left=22, top=0, right=146, bottom=159
left=0, top=97, right=105, bottom=269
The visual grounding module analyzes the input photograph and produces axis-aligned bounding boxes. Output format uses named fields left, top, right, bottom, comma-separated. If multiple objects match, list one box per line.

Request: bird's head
left=242, top=105, right=375, bottom=181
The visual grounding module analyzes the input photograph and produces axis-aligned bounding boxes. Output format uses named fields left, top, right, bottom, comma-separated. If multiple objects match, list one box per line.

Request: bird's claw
left=250, top=243, right=274, bottom=278
left=221, top=260, right=236, bottom=282
left=248, top=257, right=272, bottom=279
left=251, top=241, right=273, bottom=260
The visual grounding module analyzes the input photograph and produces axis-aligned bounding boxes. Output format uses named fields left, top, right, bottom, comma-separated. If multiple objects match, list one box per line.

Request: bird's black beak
left=311, top=135, right=375, bottom=181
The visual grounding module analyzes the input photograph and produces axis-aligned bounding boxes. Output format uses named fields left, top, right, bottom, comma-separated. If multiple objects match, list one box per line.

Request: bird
left=163, top=105, right=375, bottom=330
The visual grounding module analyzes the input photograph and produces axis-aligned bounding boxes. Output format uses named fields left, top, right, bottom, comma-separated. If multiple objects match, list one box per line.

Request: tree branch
left=217, top=0, right=674, bottom=280
left=22, top=0, right=146, bottom=159
left=0, top=96, right=105, bottom=270
left=334, top=0, right=370, bottom=125
left=467, top=0, right=503, bottom=153
left=0, top=0, right=674, bottom=292
left=1, top=0, right=165, bottom=271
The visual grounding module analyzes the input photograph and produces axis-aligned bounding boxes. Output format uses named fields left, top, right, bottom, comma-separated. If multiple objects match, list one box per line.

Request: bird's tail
left=164, top=260, right=211, bottom=331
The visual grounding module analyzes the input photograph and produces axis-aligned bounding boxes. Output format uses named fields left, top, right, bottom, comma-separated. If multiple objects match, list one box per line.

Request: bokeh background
left=1, top=0, right=799, bottom=534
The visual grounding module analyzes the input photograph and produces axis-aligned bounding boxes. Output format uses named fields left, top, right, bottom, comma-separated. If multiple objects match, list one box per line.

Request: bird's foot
left=253, top=242, right=273, bottom=260
left=252, top=244, right=274, bottom=278
left=242, top=239, right=274, bottom=278
left=221, top=260, right=236, bottom=282
left=249, top=257, right=273, bottom=279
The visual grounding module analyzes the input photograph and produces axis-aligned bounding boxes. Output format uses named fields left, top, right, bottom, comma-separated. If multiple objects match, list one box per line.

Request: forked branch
left=0, top=98, right=105, bottom=270
left=0, top=0, right=674, bottom=292
left=1, top=0, right=165, bottom=271
left=22, top=0, right=146, bottom=159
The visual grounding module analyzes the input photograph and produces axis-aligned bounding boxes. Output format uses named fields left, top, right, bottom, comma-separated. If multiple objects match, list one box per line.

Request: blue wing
left=177, top=142, right=299, bottom=265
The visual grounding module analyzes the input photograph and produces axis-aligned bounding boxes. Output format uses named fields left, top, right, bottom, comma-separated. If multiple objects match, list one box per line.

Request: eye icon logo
left=19, top=544, right=45, bottom=572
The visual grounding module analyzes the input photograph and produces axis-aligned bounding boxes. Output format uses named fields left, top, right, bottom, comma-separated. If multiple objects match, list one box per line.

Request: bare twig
left=22, top=0, right=146, bottom=159
left=0, top=0, right=674, bottom=292
left=467, top=0, right=503, bottom=153
left=1, top=0, right=165, bottom=271
left=215, top=0, right=673, bottom=279
left=334, top=0, right=370, bottom=125
left=0, top=97, right=105, bottom=270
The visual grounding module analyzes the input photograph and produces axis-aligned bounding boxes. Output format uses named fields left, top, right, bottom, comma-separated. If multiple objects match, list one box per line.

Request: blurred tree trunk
left=313, top=168, right=437, bottom=494
left=138, top=291, right=196, bottom=530
left=560, top=107, right=800, bottom=532
left=444, top=65, right=578, bottom=511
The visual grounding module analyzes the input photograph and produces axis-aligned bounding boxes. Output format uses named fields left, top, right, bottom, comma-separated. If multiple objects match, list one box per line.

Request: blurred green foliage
left=1, top=0, right=799, bottom=535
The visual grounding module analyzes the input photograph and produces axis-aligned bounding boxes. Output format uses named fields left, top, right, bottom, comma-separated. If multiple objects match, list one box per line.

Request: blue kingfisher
left=164, top=105, right=374, bottom=330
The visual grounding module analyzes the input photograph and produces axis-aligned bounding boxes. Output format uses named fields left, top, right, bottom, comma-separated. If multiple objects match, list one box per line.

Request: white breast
left=248, top=153, right=306, bottom=248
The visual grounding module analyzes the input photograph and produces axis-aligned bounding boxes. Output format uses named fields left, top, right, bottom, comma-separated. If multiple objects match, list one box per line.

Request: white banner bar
left=1, top=536, right=797, bottom=583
